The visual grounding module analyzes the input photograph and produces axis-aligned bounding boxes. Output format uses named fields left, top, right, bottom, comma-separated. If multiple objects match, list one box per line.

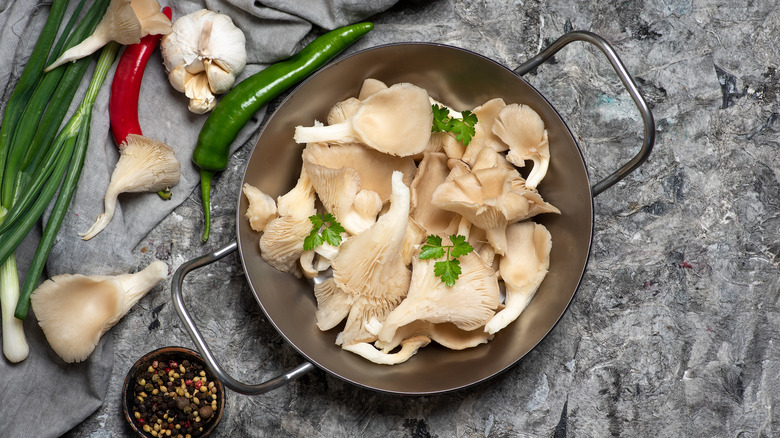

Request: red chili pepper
left=109, top=6, right=172, bottom=146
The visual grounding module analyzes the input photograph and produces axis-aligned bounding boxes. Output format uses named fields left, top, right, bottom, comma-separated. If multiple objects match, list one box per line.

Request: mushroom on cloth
left=31, top=261, right=168, bottom=363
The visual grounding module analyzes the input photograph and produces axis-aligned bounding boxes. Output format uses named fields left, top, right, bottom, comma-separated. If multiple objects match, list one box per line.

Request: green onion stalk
left=16, top=42, right=121, bottom=321
left=0, top=0, right=72, bottom=363
left=0, top=41, right=121, bottom=362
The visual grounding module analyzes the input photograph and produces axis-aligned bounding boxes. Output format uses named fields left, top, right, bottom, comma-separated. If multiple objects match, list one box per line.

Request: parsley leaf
left=419, top=234, right=474, bottom=286
left=431, top=104, right=479, bottom=147
left=304, top=213, right=345, bottom=251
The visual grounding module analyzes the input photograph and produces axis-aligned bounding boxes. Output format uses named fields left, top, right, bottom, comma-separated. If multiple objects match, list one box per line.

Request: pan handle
left=171, top=241, right=315, bottom=395
left=514, top=30, right=655, bottom=196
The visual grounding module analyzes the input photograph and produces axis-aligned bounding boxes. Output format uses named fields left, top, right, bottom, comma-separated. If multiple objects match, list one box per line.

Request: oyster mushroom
left=460, top=98, right=509, bottom=166
left=294, top=83, right=433, bottom=157
left=258, top=166, right=316, bottom=276
left=327, top=97, right=361, bottom=125
left=302, top=142, right=416, bottom=235
left=330, top=171, right=412, bottom=345
left=376, top=320, right=493, bottom=353
left=492, top=103, right=550, bottom=189
left=313, top=277, right=353, bottom=331
left=80, top=134, right=181, bottom=241
left=376, top=241, right=501, bottom=347
left=45, top=0, right=172, bottom=71
left=31, top=261, right=168, bottom=363
left=357, top=77, right=388, bottom=100
left=409, top=152, right=459, bottom=236
left=484, top=221, right=552, bottom=334
left=431, top=160, right=546, bottom=255
left=242, top=183, right=278, bottom=232
left=342, top=335, right=431, bottom=366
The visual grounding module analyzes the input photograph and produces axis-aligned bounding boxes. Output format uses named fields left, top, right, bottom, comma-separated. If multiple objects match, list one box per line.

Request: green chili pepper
left=193, top=22, right=374, bottom=242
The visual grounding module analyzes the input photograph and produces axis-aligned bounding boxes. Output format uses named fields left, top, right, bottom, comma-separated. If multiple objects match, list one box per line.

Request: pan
left=171, top=31, right=655, bottom=395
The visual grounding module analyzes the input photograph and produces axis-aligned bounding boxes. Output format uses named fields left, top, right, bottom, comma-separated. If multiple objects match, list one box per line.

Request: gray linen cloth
left=0, top=0, right=395, bottom=436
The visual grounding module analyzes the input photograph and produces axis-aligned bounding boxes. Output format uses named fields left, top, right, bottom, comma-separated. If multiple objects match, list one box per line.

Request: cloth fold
left=0, top=1, right=396, bottom=436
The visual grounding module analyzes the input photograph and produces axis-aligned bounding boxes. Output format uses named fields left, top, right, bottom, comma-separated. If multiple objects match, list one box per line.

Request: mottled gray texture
left=53, top=0, right=780, bottom=436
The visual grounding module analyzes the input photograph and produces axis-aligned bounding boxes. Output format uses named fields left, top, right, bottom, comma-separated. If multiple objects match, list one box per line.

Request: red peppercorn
left=169, top=360, right=178, bottom=368
left=184, top=379, right=193, bottom=386
left=138, top=418, right=145, bottom=425
left=194, top=381, right=203, bottom=389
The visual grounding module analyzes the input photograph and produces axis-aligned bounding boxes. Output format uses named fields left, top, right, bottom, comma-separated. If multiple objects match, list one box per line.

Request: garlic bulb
left=161, top=9, right=247, bottom=113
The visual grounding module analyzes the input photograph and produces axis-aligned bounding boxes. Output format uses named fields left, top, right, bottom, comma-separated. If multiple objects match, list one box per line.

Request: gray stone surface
left=66, top=0, right=780, bottom=436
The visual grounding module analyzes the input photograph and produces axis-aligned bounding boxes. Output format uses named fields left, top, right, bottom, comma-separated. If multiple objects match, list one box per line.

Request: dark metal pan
left=172, top=31, right=655, bottom=395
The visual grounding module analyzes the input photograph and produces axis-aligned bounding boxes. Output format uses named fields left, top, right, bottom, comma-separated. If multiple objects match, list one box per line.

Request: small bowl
left=122, top=346, right=226, bottom=437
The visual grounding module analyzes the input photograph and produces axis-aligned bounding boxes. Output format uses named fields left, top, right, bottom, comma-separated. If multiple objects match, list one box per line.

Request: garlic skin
left=161, top=9, right=247, bottom=114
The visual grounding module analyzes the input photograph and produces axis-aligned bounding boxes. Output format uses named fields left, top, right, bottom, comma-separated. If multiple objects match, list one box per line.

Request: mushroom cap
left=493, top=103, right=550, bottom=189
left=376, top=244, right=500, bottom=346
left=32, top=275, right=124, bottom=363
left=302, top=142, right=416, bottom=235
left=332, top=171, right=411, bottom=301
left=327, top=97, right=362, bottom=125
left=242, top=183, right=278, bottom=232
left=258, top=166, right=316, bottom=275
left=431, top=163, right=536, bottom=255
left=313, top=277, right=354, bottom=331
left=352, top=82, right=433, bottom=156
left=130, top=0, right=173, bottom=37
left=410, top=152, right=459, bottom=236
left=80, top=134, right=181, bottom=241
left=31, top=261, right=168, bottom=363
left=357, top=78, right=388, bottom=100
left=460, top=98, right=508, bottom=166
left=484, top=221, right=552, bottom=334
left=336, top=295, right=398, bottom=346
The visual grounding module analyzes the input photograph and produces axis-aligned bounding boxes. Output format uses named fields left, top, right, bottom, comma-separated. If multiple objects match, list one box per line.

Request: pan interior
left=237, top=43, right=593, bottom=395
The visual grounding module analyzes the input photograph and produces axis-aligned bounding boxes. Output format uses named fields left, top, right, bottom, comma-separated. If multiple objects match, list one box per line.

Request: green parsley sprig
left=419, top=234, right=474, bottom=286
left=304, top=213, right=345, bottom=251
left=431, top=104, right=479, bottom=146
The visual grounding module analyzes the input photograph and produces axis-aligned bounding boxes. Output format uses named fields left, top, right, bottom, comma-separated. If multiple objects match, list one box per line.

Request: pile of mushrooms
left=243, top=79, right=559, bottom=365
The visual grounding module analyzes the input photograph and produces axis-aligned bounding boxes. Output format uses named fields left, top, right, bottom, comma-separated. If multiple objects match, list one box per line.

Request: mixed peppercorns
left=130, top=357, right=221, bottom=438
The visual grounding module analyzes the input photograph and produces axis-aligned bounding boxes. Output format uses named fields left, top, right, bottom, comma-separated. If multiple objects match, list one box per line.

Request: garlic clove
left=185, top=73, right=217, bottom=114
left=204, top=59, right=236, bottom=94
left=184, top=58, right=206, bottom=75
left=167, top=65, right=193, bottom=93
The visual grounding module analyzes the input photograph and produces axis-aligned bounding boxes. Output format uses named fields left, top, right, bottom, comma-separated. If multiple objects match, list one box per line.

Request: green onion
left=0, top=0, right=70, bottom=193
left=1, top=0, right=110, bottom=208
left=14, top=42, right=121, bottom=320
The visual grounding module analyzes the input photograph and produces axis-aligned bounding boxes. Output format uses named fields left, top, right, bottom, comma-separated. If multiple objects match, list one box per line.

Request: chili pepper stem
left=200, top=170, right=214, bottom=243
